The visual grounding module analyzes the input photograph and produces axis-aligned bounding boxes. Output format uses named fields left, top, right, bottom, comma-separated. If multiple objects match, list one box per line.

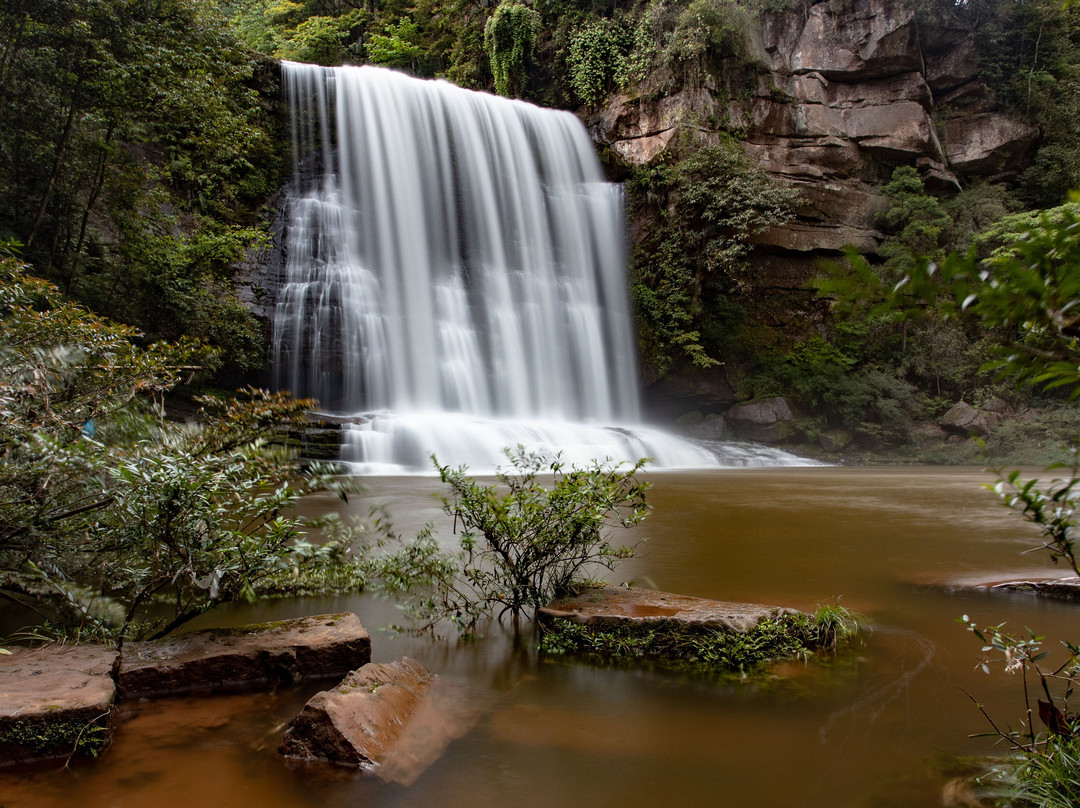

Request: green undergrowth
left=538, top=602, right=860, bottom=677
left=972, top=735, right=1080, bottom=808
left=0, top=712, right=111, bottom=761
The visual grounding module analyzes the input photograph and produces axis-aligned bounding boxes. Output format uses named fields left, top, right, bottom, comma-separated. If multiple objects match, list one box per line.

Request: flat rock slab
left=280, top=657, right=473, bottom=786
left=119, top=613, right=371, bottom=700
left=933, top=574, right=1080, bottom=601
left=0, top=645, right=116, bottom=767
left=538, top=585, right=798, bottom=632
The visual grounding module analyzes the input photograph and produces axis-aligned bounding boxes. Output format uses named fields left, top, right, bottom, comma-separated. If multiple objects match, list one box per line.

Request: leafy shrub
left=567, top=17, right=632, bottom=106
left=366, top=18, right=426, bottom=71
left=378, top=449, right=649, bottom=636
left=0, top=259, right=368, bottom=645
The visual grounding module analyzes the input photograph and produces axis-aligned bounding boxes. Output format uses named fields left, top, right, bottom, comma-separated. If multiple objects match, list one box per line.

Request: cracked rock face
left=588, top=0, right=1036, bottom=264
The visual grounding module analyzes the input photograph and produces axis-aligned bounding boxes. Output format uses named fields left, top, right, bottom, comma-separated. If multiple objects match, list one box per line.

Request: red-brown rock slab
left=0, top=644, right=116, bottom=767
left=279, top=657, right=474, bottom=785
left=929, top=573, right=1080, bottom=601
left=118, top=613, right=371, bottom=700
left=538, top=585, right=798, bottom=632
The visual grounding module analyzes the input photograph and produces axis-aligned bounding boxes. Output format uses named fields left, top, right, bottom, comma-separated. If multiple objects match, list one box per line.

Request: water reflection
left=3, top=467, right=1073, bottom=808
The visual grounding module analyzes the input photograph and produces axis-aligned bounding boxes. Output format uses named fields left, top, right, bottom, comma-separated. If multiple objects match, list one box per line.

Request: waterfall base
left=336, top=411, right=821, bottom=475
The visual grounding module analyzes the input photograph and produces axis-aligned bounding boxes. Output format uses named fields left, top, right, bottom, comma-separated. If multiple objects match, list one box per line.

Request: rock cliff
left=588, top=0, right=1035, bottom=263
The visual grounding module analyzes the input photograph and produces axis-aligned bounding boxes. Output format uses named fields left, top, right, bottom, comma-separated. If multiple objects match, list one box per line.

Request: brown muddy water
left=3, top=466, right=1077, bottom=808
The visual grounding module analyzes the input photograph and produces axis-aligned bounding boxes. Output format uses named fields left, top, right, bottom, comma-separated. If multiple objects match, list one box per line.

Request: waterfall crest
left=272, top=63, right=812, bottom=473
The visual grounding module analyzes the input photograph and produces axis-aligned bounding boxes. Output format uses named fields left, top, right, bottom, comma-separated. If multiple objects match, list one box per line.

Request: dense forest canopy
left=0, top=0, right=1076, bottom=454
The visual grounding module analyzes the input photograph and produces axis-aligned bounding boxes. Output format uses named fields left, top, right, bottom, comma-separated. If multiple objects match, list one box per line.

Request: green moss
left=0, top=712, right=112, bottom=761
left=539, top=603, right=859, bottom=676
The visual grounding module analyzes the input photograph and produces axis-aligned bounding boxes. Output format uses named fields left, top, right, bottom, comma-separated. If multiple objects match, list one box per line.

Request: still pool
left=3, top=467, right=1075, bottom=808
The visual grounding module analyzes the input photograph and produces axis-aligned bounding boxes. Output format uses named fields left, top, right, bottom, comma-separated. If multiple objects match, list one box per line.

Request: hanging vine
left=483, top=0, right=540, bottom=97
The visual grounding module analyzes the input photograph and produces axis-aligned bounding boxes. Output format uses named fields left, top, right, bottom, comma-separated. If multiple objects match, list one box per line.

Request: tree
left=378, top=449, right=649, bottom=636
left=0, top=0, right=284, bottom=373
left=0, top=258, right=369, bottom=647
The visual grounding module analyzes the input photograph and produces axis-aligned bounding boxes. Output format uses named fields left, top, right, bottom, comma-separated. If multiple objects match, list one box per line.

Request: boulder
left=724, top=396, right=796, bottom=442
left=536, top=585, right=837, bottom=671
left=938, top=401, right=1002, bottom=439
left=0, top=645, right=116, bottom=767
left=942, top=113, right=1037, bottom=175
left=279, top=658, right=472, bottom=785
left=118, top=613, right=371, bottom=700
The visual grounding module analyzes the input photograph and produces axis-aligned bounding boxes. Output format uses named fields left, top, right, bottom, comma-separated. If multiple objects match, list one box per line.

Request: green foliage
left=378, top=449, right=649, bottom=636
left=820, top=198, right=1080, bottom=399
left=877, top=166, right=952, bottom=272
left=960, top=617, right=1079, bottom=766
left=992, top=456, right=1080, bottom=577
left=623, top=0, right=761, bottom=93
left=276, top=9, right=367, bottom=64
left=484, top=0, right=541, bottom=96
left=0, top=713, right=111, bottom=761
left=957, top=0, right=1080, bottom=207
left=663, top=0, right=756, bottom=68
left=366, top=17, right=425, bottom=70
left=566, top=17, right=632, bottom=106
left=629, top=140, right=797, bottom=374
left=740, top=335, right=922, bottom=445
left=0, top=260, right=369, bottom=644
left=0, top=0, right=286, bottom=372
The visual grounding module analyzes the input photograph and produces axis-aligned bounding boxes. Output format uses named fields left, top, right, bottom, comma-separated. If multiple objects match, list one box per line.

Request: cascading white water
left=272, top=63, right=815, bottom=473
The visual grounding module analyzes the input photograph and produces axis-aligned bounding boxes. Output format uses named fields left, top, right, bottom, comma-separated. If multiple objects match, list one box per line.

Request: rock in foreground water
left=0, top=645, right=116, bottom=767
left=538, top=585, right=849, bottom=673
left=279, top=657, right=472, bottom=785
left=118, top=613, right=371, bottom=699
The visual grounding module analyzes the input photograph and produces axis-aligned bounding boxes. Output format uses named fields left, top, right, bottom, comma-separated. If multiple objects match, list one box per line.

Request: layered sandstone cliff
left=588, top=0, right=1035, bottom=260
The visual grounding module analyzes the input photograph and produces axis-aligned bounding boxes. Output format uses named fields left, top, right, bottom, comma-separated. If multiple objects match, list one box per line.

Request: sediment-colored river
left=3, top=466, right=1074, bottom=807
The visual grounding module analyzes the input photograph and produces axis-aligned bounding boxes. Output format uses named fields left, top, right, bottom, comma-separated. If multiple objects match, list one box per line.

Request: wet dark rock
left=938, top=401, right=1002, bottom=439
left=279, top=657, right=473, bottom=785
left=118, top=613, right=371, bottom=700
left=984, top=577, right=1080, bottom=600
left=0, top=645, right=116, bottom=767
left=931, top=574, right=1080, bottom=602
left=724, top=396, right=796, bottom=443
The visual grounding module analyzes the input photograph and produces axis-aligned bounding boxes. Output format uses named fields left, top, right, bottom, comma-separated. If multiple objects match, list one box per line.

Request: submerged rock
left=537, top=585, right=847, bottom=673
left=279, top=658, right=473, bottom=785
left=118, top=613, right=371, bottom=700
left=0, top=645, right=116, bottom=767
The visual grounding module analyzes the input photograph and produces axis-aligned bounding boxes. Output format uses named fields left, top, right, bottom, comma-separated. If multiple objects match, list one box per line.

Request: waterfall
left=272, top=63, right=813, bottom=473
